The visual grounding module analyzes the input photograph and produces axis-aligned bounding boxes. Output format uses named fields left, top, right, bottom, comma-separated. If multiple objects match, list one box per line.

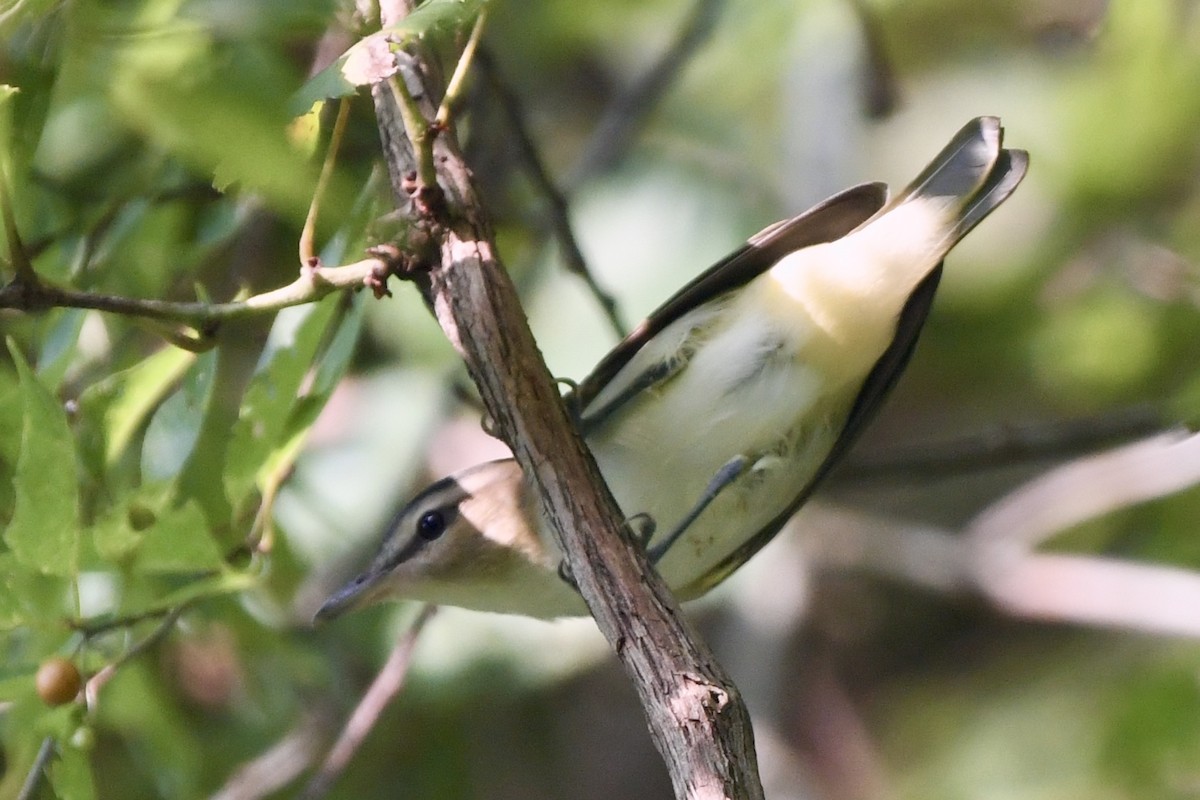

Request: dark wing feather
left=681, top=264, right=943, bottom=596
left=569, top=182, right=889, bottom=411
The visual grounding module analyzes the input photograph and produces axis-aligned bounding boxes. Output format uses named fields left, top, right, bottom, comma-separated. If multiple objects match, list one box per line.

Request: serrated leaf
left=134, top=501, right=223, bottom=573
left=4, top=340, right=81, bottom=577
left=290, top=0, right=485, bottom=111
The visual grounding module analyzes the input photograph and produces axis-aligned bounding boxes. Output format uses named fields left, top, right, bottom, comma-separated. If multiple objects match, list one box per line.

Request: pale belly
left=585, top=321, right=858, bottom=594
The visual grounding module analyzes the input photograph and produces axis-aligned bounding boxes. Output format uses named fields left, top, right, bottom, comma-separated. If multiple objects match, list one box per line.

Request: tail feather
left=950, top=147, right=1029, bottom=242
left=892, top=116, right=1003, bottom=210
left=883, top=116, right=1028, bottom=254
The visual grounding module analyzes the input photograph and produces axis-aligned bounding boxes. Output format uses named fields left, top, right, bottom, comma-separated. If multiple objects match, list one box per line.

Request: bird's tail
left=884, top=116, right=1029, bottom=250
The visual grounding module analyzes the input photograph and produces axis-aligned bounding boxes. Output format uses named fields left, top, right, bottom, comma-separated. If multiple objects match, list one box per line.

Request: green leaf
left=223, top=298, right=341, bottom=507
left=291, top=0, right=485, bottom=111
left=4, top=340, right=81, bottom=577
left=0, top=553, right=71, bottom=631
left=142, top=350, right=215, bottom=482
left=0, top=366, right=22, bottom=520
left=134, top=500, right=224, bottom=574
left=80, top=347, right=196, bottom=469
left=36, top=309, right=88, bottom=389
left=0, top=554, right=28, bottom=630
left=50, top=743, right=97, bottom=800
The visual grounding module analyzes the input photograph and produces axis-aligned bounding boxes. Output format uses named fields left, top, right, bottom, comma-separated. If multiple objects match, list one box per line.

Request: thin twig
left=0, top=256, right=390, bottom=338
left=477, top=48, right=628, bottom=338
left=434, top=8, right=488, bottom=130
left=85, top=604, right=189, bottom=707
left=300, top=98, right=353, bottom=265
left=300, top=604, right=437, bottom=800
left=15, top=737, right=56, bottom=800
left=837, top=406, right=1166, bottom=483
left=70, top=605, right=179, bottom=638
left=563, top=0, right=727, bottom=190
left=209, top=710, right=332, bottom=800
left=387, top=71, right=439, bottom=193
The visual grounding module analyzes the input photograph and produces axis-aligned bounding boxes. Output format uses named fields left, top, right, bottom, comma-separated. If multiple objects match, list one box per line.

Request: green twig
left=386, top=71, right=440, bottom=207
left=84, top=604, right=189, bottom=709
left=434, top=8, right=488, bottom=130
left=300, top=98, right=353, bottom=265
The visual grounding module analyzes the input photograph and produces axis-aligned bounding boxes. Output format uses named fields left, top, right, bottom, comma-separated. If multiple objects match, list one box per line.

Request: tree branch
left=301, top=605, right=437, bottom=800
left=371, top=4, right=764, bottom=797
left=0, top=256, right=396, bottom=350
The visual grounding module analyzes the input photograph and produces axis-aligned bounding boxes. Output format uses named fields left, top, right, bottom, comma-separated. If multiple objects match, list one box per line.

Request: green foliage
left=5, top=342, right=83, bottom=579
left=1, top=0, right=1199, bottom=798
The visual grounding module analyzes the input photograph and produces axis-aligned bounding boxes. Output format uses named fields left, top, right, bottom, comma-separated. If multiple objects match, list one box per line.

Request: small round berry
left=36, top=658, right=82, bottom=706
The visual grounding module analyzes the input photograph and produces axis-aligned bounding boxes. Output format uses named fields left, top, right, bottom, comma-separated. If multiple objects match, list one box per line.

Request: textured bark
left=370, top=5, right=765, bottom=798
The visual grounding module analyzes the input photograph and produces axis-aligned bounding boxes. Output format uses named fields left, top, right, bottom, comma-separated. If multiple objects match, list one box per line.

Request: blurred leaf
left=153, top=568, right=256, bottom=609
left=142, top=351, right=216, bottom=483
left=134, top=500, right=224, bottom=574
left=0, top=366, right=22, bottom=519
left=79, top=346, right=196, bottom=470
left=0, top=554, right=29, bottom=630
left=4, top=341, right=81, bottom=577
left=97, top=662, right=204, bottom=795
left=224, top=297, right=341, bottom=507
left=35, top=309, right=88, bottom=388
left=50, top=743, right=98, bottom=800
left=0, top=553, right=72, bottom=632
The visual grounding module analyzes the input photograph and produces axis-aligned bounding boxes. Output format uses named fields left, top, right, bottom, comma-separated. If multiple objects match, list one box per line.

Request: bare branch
left=0, top=256, right=394, bottom=346
left=300, top=605, right=437, bottom=800
left=476, top=48, right=628, bottom=338
left=370, top=8, right=765, bottom=796
left=838, top=406, right=1166, bottom=483
left=967, top=429, right=1200, bottom=553
left=210, top=711, right=330, bottom=800
left=563, top=0, right=727, bottom=190
left=807, top=430, right=1200, bottom=638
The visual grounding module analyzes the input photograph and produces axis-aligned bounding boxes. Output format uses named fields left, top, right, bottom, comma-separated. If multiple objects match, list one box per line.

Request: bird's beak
left=314, top=570, right=385, bottom=623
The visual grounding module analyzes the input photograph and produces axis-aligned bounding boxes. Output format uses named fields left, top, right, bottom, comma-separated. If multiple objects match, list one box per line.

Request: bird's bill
left=314, top=569, right=389, bottom=622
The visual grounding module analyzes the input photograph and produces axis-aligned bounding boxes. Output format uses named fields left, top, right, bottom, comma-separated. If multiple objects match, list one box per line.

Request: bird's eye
left=416, top=510, right=447, bottom=541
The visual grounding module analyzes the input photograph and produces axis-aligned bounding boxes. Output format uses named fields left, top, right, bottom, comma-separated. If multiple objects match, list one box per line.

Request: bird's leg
left=556, top=513, right=658, bottom=591
left=647, top=454, right=749, bottom=564
left=555, top=377, right=584, bottom=425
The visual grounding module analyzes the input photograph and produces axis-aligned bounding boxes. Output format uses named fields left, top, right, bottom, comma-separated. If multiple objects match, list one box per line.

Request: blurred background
left=2, top=0, right=1200, bottom=798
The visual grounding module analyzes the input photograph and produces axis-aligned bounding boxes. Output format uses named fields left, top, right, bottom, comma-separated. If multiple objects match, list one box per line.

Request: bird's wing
left=680, top=263, right=943, bottom=597
left=571, top=182, right=889, bottom=420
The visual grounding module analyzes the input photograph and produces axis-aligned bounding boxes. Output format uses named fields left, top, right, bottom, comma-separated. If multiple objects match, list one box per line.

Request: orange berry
left=35, top=658, right=82, bottom=706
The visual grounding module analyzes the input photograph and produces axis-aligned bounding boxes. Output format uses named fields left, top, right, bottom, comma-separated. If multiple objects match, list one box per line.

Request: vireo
left=318, top=117, right=1028, bottom=620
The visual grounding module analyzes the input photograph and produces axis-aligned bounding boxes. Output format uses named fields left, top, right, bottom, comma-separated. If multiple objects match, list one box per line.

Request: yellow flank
left=759, top=196, right=953, bottom=383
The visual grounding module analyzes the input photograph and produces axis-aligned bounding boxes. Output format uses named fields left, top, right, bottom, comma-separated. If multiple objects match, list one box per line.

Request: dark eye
left=416, top=510, right=447, bottom=541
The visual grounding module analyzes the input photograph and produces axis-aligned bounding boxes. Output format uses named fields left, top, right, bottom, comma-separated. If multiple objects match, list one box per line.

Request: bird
left=317, top=116, right=1028, bottom=620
